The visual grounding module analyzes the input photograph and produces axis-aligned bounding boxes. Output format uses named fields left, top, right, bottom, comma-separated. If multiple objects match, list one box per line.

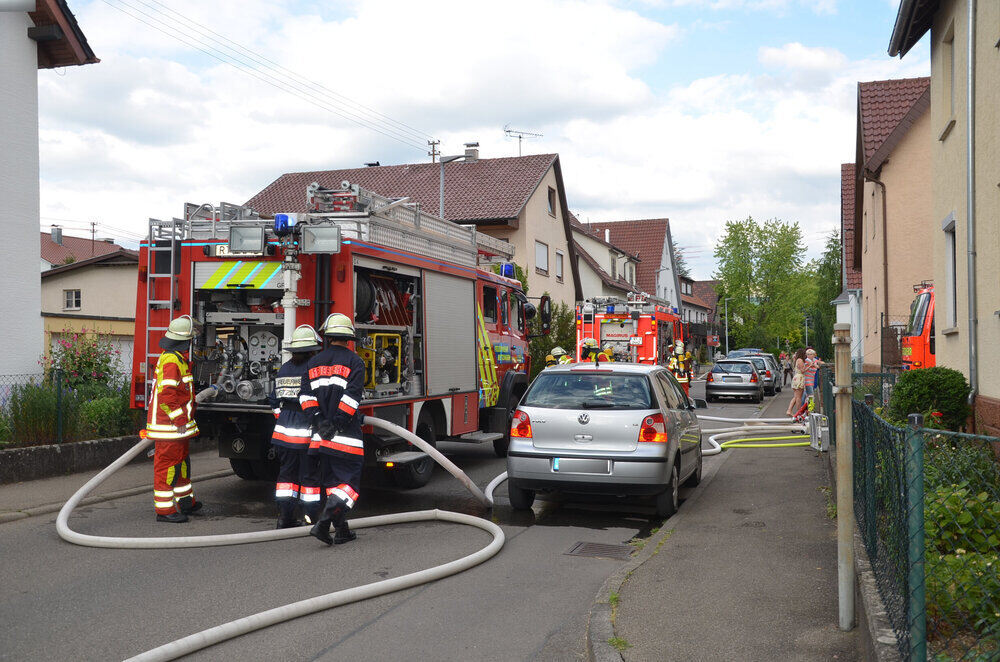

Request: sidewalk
left=599, top=394, right=857, bottom=661
left=0, top=446, right=232, bottom=522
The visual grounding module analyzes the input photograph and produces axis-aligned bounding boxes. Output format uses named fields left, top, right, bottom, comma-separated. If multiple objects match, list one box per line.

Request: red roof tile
left=692, top=280, right=720, bottom=318
left=41, top=232, right=122, bottom=266
left=571, top=239, right=638, bottom=294
left=858, top=77, right=929, bottom=165
left=841, top=163, right=862, bottom=289
left=582, top=219, right=669, bottom=295
left=246, top=154, right=559, bottom=223
left=681, top=292, right=711, bottom=310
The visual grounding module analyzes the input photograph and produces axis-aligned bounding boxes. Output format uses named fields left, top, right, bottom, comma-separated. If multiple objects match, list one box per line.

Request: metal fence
left=852, top=400, right=1000, bottom=661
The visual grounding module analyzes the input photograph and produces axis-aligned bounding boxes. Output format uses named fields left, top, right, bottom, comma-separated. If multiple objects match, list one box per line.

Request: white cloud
left=37, top=0, right=928, bottom=281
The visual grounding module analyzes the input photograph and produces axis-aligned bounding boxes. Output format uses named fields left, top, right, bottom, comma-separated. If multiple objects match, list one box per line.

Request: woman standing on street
left=785, top=348, right=807, bottom=417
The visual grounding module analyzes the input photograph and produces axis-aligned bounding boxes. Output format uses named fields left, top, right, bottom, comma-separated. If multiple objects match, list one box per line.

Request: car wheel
left=655, top=462, right=680, bottom=518
left=494, top=389, right=524, bottom=458
left=755, top=390, right=763, bottom=404
left=682, top=448, right=703, bottom=487
left=508, top=482, right=535, bottom=510
left=393, top=418, right=436, bottom=489
left=229, top=458, right=258, bottom=481
left=706, top=393, right=716, bottom=403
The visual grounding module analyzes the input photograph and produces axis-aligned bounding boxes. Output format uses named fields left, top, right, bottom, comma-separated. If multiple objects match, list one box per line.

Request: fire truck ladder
left=143, top=218, right=185, bottom=396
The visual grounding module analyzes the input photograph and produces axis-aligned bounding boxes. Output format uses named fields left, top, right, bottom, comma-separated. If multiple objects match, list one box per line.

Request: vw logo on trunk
left=578, top=413, right=590, bottom=425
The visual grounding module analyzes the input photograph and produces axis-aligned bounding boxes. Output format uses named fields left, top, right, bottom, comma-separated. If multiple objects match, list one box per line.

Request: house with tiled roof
left=568, top=214, right=639, bottom=298
left=853, top=76, right=931, bottom=371
left=247, top=150, right=582, bottom=307
left=3, top=1, right=98, bottom=375
left=890, top=0, right=1000, bottom=435
left=40, top=249, right=138, bottom=376
left=579, top=219, right=682, bottom=312
left=40, top=230, right=123, bottom=270
left=832, top=163, right=864, bottom=367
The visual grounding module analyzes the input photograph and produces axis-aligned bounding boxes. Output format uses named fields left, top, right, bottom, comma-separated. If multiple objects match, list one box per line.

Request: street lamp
left=724, top=297, right=732, bottom=356
left=804, top=315, right=811, bottom=347
left=439, top=154, right=465, bottom=218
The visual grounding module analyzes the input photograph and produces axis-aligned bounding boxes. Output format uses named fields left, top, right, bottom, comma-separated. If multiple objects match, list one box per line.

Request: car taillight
left=638, top=412, right=669, bottom=443
left=510, top=410, right=532, bottom=438
left=706, top=372, right=714, bottom=382
left=765, top=370, right=772, bottom=378
left=750, top=372, right=758, bottom=383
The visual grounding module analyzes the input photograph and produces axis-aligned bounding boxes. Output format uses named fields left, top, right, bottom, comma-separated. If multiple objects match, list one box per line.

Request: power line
left=139, top=0, right=436, bottom=145
left=100, top=0, right=430, bottom=152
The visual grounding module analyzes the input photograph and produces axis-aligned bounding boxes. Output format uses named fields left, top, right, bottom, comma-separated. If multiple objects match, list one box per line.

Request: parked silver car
left=746, top=356, right=777, bottom=396
left=705, top=359, right=763, bottom=403
left=750, top=353, right=782, bottom=394
left=506, top=363, right=705, bottom=518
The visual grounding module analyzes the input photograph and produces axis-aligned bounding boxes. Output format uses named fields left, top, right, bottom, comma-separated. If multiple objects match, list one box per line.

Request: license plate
left=722, top=376, right=742, bottom=382
left=552, top=458, right=611, bottom=474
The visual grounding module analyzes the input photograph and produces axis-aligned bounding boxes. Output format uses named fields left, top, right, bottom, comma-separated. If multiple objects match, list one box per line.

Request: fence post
left=833, top=323, right=855, bottom=630
left=906, top=413, right=926, bottom=661
left=55, top=368, right=64, bottom=443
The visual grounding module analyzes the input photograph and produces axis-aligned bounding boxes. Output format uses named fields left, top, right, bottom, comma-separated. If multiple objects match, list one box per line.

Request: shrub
left=887, top=367, right=970, bottom=431
left=79, top=395, right=131, bottom=439
left=528, top=301, right=576, bottom=378
left=925, top=483, right=1000, bottom=555
left=5, top=381, right=80, bottom=445
left=925, top=435, right=1000, bottom=501
left=926, top=550, right=1000, bottom=640
left=42, top=328, right=123, bottom=389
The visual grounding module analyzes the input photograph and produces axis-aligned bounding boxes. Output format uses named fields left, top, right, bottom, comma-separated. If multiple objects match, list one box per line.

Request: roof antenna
left=503, top=125, right=543, bottom=156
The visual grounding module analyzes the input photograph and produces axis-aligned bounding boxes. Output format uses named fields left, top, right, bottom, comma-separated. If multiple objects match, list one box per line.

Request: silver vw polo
left=505, top=363, right=705, bottom=518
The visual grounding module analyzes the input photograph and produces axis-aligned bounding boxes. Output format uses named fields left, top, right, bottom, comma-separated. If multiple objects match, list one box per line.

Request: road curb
left=585, top=449, right=732, bottom=661
left=0, top=468, right=234, bottom=525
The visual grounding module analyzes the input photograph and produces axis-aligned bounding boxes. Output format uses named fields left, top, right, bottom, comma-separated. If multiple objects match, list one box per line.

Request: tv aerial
left=503, top=124, right=543, bottom=156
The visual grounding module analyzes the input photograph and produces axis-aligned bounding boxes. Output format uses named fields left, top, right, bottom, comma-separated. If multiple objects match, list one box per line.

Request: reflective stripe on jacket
left=147, top=351, right=198, bottom=441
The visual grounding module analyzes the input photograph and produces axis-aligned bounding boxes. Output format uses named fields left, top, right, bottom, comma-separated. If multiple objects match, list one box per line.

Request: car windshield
left=906, top=292, right=930, bottom=336
left=522, top=373, right=653, bottom=410
left=713, top=362, right=752, bottom=374
left=727, top=350, right=750, bottom=359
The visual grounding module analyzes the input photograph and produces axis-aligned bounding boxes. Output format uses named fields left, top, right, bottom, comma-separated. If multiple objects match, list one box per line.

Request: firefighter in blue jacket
left=300, top=313, right=367, bottom=546
left=268, top=324, right=323, bottom=529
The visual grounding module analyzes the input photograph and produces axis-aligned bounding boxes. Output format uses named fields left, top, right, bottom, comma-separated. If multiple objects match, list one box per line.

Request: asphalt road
left=0, top=378, right=781, bottom=662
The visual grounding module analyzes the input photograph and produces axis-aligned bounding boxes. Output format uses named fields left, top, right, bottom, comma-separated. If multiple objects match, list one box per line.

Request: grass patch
left=609, top=592, right=619, bottom=608
left=608, top=637, right=632, bottom=652
left=818, top=485, right=837, bottom=519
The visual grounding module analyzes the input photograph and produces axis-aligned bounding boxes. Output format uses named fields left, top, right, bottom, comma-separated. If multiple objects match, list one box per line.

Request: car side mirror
left=693, top=398, right=708, bottom=409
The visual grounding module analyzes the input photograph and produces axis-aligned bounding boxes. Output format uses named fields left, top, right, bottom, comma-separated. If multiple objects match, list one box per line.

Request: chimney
left=464, top=142, right=479, bottom=162
left=605, top=229, right=610, bottom=243
left=51, top=225, right=63, bottom=245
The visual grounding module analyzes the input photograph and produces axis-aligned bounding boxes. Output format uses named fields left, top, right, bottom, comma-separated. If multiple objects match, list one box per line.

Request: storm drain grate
left=565, top=541, right=634, bottom=561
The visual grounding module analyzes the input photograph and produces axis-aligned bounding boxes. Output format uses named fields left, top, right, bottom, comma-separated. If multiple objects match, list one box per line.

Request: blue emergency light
left=274, top=213, right=298, bottom=237
left=500, top=263, right=516, bottom=279
left=606, top=305, right=615, bottom=314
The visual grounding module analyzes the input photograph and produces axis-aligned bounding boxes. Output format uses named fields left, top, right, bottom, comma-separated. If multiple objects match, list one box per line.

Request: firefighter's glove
left=318, top=421, right=342, bottom=441
left=195, top=385, right=219, bottom=403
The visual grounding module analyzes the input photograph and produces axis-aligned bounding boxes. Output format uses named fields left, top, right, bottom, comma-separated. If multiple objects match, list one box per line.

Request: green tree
left=713, top=217, right=813, bottom=349
left=805, top=231, right=841, bottom=359
left=673, top=243, right=691, bottom=279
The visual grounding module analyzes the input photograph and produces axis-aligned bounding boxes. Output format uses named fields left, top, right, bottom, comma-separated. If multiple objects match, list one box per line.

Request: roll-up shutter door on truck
left=423, top=270, right=476, bottom=396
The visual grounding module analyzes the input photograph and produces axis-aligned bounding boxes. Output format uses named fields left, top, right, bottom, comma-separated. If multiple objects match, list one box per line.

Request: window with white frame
left=63, top=289, right=81, bottom=310
left=535, top=240, right=549, bottom=275
left=943, top=215, right=957, bottom=328
left=547, top=187, right=557, bottom=216
left=555, top=251, right=564, bottom=281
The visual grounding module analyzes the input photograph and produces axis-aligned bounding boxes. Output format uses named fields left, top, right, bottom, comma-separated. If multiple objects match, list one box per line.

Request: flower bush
left=42, top=328, right=122, bottom=388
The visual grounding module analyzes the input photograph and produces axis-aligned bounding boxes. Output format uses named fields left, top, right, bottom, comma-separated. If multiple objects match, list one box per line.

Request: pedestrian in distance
left=146, top=315, right=218, bottom=523
left=785, top=348, right=807, bottom=417
left=302, top=313, right=367, bottom=546
left=804, top=347, right=824, bottom=410
left=780, top=351, right=792, bottom=385
left=269, top=324, right=324, bottom=529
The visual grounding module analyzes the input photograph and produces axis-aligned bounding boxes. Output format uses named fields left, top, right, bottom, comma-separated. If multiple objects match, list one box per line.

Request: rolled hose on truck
left=695, top=414, right=812, bottom=456
left=56, top=416, right=506, bottom=662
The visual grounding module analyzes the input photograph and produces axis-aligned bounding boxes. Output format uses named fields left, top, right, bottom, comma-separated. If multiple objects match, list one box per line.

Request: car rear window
left=749, top=358, right=767, bottom=370
left=713, top=362, right=752, bottom=374
left=522, top=373, right=653, bottom=410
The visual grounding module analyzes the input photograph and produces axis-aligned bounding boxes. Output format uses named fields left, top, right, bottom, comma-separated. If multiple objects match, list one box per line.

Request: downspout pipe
left=965, top=0, right=978, bottom=407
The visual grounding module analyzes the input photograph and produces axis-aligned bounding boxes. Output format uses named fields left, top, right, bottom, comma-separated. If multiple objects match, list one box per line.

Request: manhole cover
left=565, top=541, right=634, bottom=561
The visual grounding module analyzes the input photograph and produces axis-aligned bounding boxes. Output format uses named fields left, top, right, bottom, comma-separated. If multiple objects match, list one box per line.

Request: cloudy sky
left=40, top=0, right=929, bottom=278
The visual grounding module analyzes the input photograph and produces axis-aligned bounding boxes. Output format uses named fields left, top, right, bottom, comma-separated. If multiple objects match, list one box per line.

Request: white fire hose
left=56, top=416, right=503, bottom=661
left=696, top=414, right=813, bottom=456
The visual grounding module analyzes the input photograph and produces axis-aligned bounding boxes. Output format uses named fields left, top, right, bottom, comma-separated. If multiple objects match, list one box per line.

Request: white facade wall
left=572, top=230, right=637, bottom=298
left=0, top=12, right=42, bottom=375
left=655, top=232, right=681, bottom=311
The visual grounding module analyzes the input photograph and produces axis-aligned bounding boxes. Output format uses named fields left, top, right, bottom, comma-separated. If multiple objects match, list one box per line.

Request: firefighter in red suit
left=301, top=313, right=367, bottom=546
left=147, top=315, right=208, bottom=523
left=268, top=324, right=323, bottom=529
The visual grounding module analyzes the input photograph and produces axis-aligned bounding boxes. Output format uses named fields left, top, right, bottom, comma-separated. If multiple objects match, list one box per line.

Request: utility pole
left=804, top=315, right=810, bottom=347
left=90, top=221, right=96, bottom=256
left=724, top=297, right=731, bottom=356
left=833, top=323, right=855, bottom=631
left=427, top=140, right=440, bottom=163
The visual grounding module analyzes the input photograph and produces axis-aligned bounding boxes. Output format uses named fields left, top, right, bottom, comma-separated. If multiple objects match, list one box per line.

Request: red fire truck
left=901, top=283, right=935, bottom=369
left=575, top=294, right=684, bottom=364
left=131, top=181, right=549, bottom=487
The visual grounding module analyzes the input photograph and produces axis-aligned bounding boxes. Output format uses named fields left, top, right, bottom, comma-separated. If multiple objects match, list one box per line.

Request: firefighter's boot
left=156, top=512, right=189, bottom=523
left=333, top=522, right=356, bottom=545
left=276, top=502, right=301, bottom=529
left=177, top=496, right=202, bottom=515
left=309, top=518, right=333, bottom=545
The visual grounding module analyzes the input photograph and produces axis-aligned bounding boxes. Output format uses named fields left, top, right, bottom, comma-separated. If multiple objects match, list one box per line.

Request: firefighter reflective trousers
left=153, top=439, right=196, bottom=515
left=275, top=446, right=322, bottom=521
left=317, top=453, right=363, bottom=526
